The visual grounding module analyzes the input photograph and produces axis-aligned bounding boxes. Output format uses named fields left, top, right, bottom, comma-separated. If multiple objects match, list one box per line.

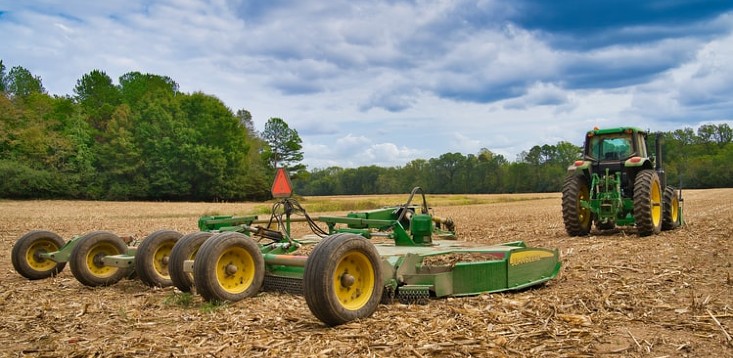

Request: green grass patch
left=291, top=194, right=557, bottom=213
left=163, top=291, right=195, bottom=308
left=200, top=300, right=227, bottom=314
left=300, top=199, right=390, bottom=212
left=163, top=291, right=227, bottom=313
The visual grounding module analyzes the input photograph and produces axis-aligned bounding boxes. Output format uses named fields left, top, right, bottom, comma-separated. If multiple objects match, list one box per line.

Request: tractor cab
left=584, top=127, right=648, bottom=164
left=583, top=127, right=649, bottom=197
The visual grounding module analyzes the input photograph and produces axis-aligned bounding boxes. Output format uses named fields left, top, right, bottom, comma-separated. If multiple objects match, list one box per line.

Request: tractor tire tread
left=633, top=170, right=663, bottom=236
left=662, top=186, right=680, bottom=231
left=561, top=173, right=592, bottom=236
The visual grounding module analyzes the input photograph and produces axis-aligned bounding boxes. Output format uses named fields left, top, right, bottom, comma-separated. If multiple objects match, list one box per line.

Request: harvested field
left=0, top=189, right=731, bottom=357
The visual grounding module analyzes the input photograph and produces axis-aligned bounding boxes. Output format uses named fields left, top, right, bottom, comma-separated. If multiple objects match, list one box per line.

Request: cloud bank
left=1, top=0, right=732, bottom=168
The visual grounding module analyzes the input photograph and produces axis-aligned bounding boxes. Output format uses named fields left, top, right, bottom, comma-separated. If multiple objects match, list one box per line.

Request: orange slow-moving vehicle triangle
left=271, top=167, right=293, bottom=198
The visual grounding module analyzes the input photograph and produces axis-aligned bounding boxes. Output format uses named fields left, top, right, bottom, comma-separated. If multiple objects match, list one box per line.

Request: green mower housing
left=12, top=187, right=561, bottom=326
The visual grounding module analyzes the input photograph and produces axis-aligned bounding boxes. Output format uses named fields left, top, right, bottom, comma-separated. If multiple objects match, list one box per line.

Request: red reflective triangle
left=271, top=168, right=293, bottom=198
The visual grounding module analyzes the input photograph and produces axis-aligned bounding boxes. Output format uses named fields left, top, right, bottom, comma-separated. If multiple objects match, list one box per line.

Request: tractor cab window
left=588, top=135, right=633, bottom=161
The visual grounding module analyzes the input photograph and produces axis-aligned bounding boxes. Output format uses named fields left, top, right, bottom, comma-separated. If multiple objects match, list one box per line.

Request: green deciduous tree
left=74, top=70, right=120, bottom=131
left=5, top=66, right=45, bottom=98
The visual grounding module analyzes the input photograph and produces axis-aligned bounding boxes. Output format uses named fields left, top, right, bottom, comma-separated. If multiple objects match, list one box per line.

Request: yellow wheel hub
left=333, top=251, right=375, bottom=310
left=86, top=242, right=120, bottom=278
left=216, top=247, right=255, bottom=294
left=651, top=180, right=662, bottom=226
left=670, top=196, right=679, bottom=222
left=153, top=242, right=175, bottom=279
left=26, top=239, right=60, bottom=271
left=578, top=187, right=591, bottom=227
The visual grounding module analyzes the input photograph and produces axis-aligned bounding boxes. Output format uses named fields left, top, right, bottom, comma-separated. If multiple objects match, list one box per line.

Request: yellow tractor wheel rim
left=26, top=239, right=61, bottom=271
left=215, top=246, right=255, bottom=294
left=578, top=186, right=591, bottom=228
left=333, top=251, right=375, bottom=311
left=651, top=180, right=662, bottom=226
left=670, top=196, right=679, bottom=222
left=86, top=242, right=120, bottom=278
left=153, top=242, right=175, bottom=279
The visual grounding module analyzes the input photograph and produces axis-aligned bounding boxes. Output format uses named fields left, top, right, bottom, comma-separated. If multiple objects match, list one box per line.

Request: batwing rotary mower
left=11, top=170, right=561, bottom=326
left=562, top=127, right=684, bottom=237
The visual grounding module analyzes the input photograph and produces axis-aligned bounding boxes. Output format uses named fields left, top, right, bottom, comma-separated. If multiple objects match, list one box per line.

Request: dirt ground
left=0, top=189, right=731, bottom=357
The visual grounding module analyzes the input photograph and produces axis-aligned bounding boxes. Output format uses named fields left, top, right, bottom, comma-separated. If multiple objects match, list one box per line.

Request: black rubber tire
left=11, top=230, right=66, bottom=280
left=633, top=169, right=663, bottom=236
left=662, top=186, right=681, bottom=231
left=193, top=232, right=264, bottom=302
left=70, top=231, right=128, bottom=287
left=562, top=173, right=593, bottom=236
left=169, top=231, right=212, bottom=292
left=134, top=230, right=183, bottom=287
left=304, top=233, right=384, bottom=326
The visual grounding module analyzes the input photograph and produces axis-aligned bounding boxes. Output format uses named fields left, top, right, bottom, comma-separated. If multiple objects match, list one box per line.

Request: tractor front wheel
left=633, top=170, right=663, bottom=236
left=662, top=186, right=681, bottom=231
left=304, top=233, right=383, bottom=326
left=562, top=173, right=593, bottom=236
left=169, top=231, right=212, bottom=292
left=12, top=230, right=67, bottom=280
left=70, top=231, right=128, bottom=286
left=193, top=232, right=264, bottom=302
left=134, top=230, right=182, bottom=287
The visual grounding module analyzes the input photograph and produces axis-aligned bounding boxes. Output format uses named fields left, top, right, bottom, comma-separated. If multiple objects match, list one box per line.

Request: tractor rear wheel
left=169, top=231, right=212, bottom=292
left=562, top=173, right=593, bottom=236
left=633, top=170, right=663, bottom=236
left=70, top=231, right=128, bottom=286
left=134, top=230, right=182, bottom=287
left=304, top=233, right=383, bottom=326
left=193, top=232, right=264, bottom=302
left=12, top=230, right=66, bottom=280
left=662, top=186, right=681, bottom=231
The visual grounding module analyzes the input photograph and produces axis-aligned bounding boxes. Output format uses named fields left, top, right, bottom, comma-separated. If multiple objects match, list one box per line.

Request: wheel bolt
left=340, top=273, right=355, bottom=288
left=225, top=264, right=238, bottom=275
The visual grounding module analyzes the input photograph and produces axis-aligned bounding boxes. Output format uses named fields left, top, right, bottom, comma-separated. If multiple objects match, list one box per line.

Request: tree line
left=1, top=60, right=731, bottom=201
left=293, top=125, right=732, bottom=196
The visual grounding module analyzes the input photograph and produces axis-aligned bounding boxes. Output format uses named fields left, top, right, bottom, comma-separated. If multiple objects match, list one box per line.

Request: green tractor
left=562, top=127, right=683, bottom=236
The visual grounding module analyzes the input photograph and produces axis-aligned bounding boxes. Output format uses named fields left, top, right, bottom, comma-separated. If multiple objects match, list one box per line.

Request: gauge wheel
left=304, top=233, right=383, bottom=326
left=70, top=231, right=128, bottom=286
left=193, top=232, right=264, bottom=302
left=134, top=230, right=183, bottom=287
left=169, top=231, right=212, bottom=292
left=11, top=230, right=66, bottom=280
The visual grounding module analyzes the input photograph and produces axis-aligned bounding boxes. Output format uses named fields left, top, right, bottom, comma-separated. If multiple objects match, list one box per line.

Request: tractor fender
left=624, top=157, right=652, bottom=168
left=567, top=160, right=591, bottom=172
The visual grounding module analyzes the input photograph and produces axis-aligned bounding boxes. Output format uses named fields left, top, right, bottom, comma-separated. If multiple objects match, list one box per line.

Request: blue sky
left=1, top=0, right=732, bottom=169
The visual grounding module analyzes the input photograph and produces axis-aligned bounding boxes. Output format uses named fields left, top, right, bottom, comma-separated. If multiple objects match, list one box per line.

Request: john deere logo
left=510, top=250, right=555, bottom=266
